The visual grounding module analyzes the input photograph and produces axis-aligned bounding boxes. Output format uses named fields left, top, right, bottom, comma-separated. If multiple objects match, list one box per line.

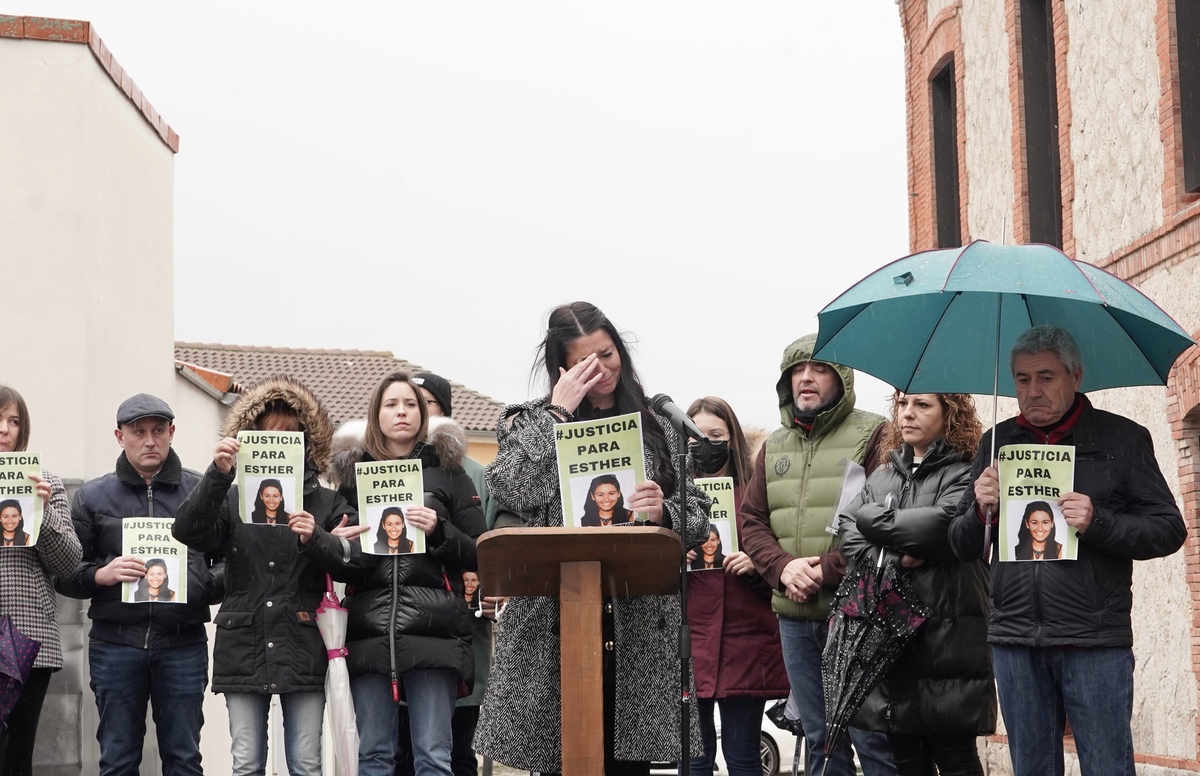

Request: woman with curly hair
left=836, top=393, right=996, bottom=776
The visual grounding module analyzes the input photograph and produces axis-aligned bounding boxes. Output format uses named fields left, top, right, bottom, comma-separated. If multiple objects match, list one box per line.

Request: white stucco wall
left=0, top=37, right=175, bottom=483
left=927, top=0, right=959, bottom=24
left=1064, top=0, right=1164, bottom=262
left=960, top=0, right=1015, bottom=243
left=171, top=374, right=230, bottom=473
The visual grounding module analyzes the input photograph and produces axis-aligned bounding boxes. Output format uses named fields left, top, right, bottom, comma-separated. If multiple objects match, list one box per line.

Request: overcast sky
left=21, top=1, right=911, bottom=430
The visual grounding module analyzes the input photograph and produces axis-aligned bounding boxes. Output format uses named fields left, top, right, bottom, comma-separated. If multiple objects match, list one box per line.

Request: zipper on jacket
left=389, top=555, right=399, bottom=702
left=144, top=480, right=156, bottom=649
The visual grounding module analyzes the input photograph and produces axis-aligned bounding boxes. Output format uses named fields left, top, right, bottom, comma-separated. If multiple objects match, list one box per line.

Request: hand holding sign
left=28, top=472, right=50, bottom=506
left=1059, top=492, right=1094, bottom=533
left=96, top=554, right=146, bottom=587
left=625, top=480, right=664, bottom=524
left=404, top=505, right=438, bottom=536
left=723, top=551, right=755, bottom=576
left=213, top=437, right=240, bottom=474
left=289, top=510, right=318, bottom=545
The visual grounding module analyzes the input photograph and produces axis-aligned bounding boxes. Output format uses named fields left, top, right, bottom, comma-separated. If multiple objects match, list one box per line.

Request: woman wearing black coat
left=306, top=371, right=486, bottom=776
left=173, top=376, right=358, bottom=776
left=837, top=392, right=996, bottom=776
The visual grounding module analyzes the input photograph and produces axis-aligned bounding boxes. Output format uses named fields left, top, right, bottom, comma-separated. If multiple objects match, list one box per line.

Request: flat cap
left=116, top=393, right=175, bottom=426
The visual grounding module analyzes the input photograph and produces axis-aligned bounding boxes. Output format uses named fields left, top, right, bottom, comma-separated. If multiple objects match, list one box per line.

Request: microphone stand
left=674, top=432, right=691, bottom=776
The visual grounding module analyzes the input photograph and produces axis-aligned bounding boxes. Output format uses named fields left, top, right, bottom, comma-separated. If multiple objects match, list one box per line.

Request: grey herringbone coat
left=474, top=401, right=706, bottom=771
left=2, top=470, right=81, bottom=668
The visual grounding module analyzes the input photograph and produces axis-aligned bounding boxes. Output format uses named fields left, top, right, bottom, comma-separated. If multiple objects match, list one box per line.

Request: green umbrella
left=813, top=240, right=1194, bottom=397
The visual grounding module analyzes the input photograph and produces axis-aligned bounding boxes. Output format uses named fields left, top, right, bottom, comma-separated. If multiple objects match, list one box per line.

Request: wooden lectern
left=477, top=526, right=682, bottom=776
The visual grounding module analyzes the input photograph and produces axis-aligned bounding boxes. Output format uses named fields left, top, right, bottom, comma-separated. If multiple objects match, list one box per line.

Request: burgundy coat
left=687, top=486, right=790, bottom=700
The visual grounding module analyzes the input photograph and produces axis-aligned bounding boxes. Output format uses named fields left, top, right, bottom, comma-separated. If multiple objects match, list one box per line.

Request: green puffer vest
left=767, top=334, right=884, bottom=621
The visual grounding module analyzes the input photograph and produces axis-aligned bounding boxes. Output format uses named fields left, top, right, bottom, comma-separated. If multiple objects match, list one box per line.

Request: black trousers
left=887, top=733, right=983, bottom=776
left=0, top=667, right=54, bottom=776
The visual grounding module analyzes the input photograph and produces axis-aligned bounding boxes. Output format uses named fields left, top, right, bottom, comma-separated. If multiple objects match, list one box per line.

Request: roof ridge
left=174, top=341, right=398, bottom=358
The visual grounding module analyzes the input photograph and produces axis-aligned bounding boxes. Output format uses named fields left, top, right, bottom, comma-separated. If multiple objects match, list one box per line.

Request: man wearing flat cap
left=57, top=393, right=219, bottom=776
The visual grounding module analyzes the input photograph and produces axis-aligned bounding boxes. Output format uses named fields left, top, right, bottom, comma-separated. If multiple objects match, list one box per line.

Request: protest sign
left=0, top=452, right=41, bottom=547
left=998, top=444, right=1077, bottom=561
left=355, top=459, right=426, bottom=555
left=122, top=518, right=188, bottom=603
left=236, top=430, right=304, bottom=526
left=554, top=413, right=646, bottom=527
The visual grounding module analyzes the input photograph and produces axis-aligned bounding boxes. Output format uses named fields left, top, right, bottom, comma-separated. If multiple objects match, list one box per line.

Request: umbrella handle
left=326, top=573, right=335, bottom=596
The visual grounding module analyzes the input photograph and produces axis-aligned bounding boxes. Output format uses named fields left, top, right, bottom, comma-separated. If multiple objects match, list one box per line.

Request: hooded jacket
left=838, top=439, right=996, bottom=735
left=172, top=376, right=358, bottom=694
left=305, top=415, right=485, bottom=686
left=740, top=334, right=885, bottom=621
left=58, top=449, right=217, bottom=649
left=949, top=396, right=1185, bottom=648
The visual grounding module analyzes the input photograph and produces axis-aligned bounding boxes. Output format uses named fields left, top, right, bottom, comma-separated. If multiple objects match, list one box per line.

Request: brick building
left=895, top=1, right=1200, bottom=772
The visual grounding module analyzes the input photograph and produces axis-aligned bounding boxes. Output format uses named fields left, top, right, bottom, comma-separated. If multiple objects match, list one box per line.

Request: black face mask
left=692, top=438, right=731, bottom=475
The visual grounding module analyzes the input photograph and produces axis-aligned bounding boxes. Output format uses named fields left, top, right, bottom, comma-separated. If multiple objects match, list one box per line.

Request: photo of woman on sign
left=0, top=499, right=31, bottom=547
left=134, top=558, right=177, bottom=602
left=1014, top=500, right=1064, bottom=560
left=688, top=523, right=725, bottom=571
left=579, top=474, right=634, bottom=526
left=372, top=506, right=415, bottom=554
left=249, top=478, right=289, bottom=525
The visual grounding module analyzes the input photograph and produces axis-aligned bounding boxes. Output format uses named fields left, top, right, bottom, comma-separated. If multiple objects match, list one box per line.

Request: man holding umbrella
left=740, top=334, right=896, bottom=776
left=949, top=325, right=1186, bottom=776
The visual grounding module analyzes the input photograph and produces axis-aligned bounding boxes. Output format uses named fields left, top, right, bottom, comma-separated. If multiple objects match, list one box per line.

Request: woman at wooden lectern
left=473, top=301, right=709, bottom=776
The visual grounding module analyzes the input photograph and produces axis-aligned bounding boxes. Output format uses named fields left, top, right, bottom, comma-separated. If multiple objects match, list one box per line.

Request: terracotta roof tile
left=0, top=14, right=179, bottom=152
left=174, top=342, right=505, bottom=435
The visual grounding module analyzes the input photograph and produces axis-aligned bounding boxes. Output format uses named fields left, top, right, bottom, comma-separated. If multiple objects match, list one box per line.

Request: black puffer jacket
left=309, top=416, right=486, bottom=685
left=172, top=377, right=358, bottom=694
left=838, top=439, right=996, bottom=736
left=57, top=450, right=217, bottom=649
left=949, top=395, right=1185, bottom=647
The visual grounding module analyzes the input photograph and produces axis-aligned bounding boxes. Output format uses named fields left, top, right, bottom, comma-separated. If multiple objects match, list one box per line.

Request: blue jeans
left=689, top=696, right=766, bottom=776
left=354, top=670, right=456, bottom=776
left=225, top=691, right=325, bottom=776
left=88, top=640, right=208, bottom=776
left=992, top=645, right=1135, bottom=776
left=777, top=617, right=896, bottom=776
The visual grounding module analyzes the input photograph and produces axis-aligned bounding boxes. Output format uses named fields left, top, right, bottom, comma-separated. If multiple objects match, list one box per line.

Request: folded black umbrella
left=821, top=553, right=930, bottom=756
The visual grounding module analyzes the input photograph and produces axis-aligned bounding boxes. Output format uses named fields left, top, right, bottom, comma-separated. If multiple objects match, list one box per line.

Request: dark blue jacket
left=949, top=396, right=1186, bottom=647
left=56, top=449, right=219, bottom=649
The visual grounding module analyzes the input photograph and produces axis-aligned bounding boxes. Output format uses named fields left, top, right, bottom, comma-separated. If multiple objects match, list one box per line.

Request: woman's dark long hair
left=251, top=479, right=287, bottom=523
left=1014, top=500, right=1061, bottom=559
left=686, top=396, right=751, bottom=486
left=0, top=499, right=28, bottom=546
left=536, top=302, right=676, bottom=496
left=374, top=506, right=412, bottom=553
left=134, top=558, right=174, bottom=601
left=581, top=474, right=632, bottom=524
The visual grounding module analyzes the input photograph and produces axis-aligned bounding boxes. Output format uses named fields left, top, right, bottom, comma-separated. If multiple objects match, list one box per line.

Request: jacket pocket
left=214, top=610, right=257, bottom=678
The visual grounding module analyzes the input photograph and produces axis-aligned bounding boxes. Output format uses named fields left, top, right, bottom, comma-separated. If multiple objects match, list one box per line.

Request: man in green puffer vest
left=741, top=334, right=896, bottom=776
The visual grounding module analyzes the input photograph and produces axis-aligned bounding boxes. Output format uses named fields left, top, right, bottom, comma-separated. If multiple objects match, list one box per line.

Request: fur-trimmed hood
left=222, top=375, right=335, bottom=471
left=327, top=415, right=469, bottom=488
